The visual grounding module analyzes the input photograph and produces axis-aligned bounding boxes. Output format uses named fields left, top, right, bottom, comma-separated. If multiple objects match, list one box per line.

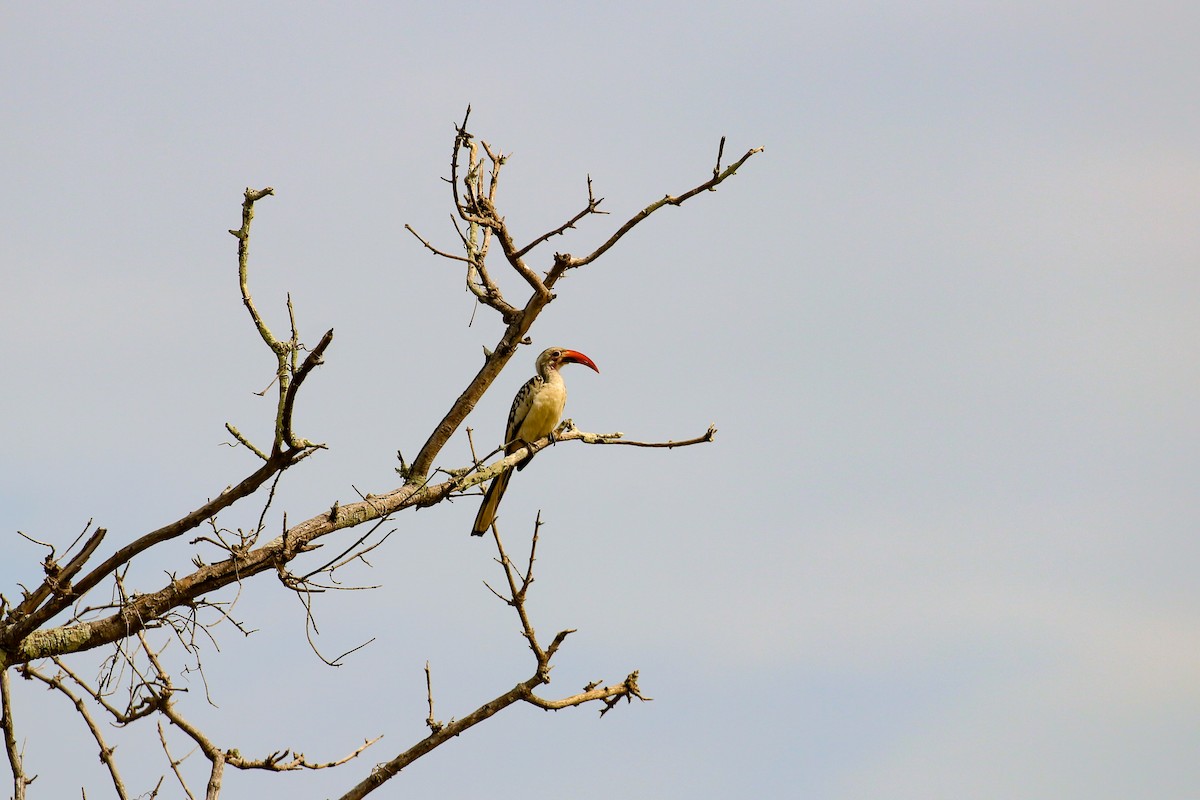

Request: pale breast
left=516, top=381, right=567, bottom=442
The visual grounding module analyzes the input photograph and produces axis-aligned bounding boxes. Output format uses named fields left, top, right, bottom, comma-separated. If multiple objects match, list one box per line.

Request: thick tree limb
left=1, top=451, right=305, bottom=651
left=4, top=425, right=712, bottom=667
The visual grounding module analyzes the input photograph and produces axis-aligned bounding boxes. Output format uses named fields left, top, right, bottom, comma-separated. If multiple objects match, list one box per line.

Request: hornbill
left=471, top=346, right=599, bottom=536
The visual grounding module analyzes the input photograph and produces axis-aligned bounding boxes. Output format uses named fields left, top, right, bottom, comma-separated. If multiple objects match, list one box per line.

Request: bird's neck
left=537, top=366, right=564, bottom=386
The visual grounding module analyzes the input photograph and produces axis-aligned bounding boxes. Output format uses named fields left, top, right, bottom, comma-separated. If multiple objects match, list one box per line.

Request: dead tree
left=0, top=109, right=761, bottom=799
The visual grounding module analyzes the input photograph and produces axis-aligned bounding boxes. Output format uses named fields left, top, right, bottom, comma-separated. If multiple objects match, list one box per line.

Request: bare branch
left=447, top=105, right=472, bottom=221
left=1, top=667, right=32, bottom=800
left=479, top=140, right=505, bottom=204
left=407, top=219, right=520, bottom=321
left=223, top=423, right=269, bottom=461
left=279, top=327, right=333, bottom=450
left=5, top=525, right=107, bottom=629
left=226, top=186, right=329, bottom=458
left=558, top=421, right=718, bottom=450
left=452, top=134, right=551, bottom=302
left=490, top=525, right=545, bottom=666
left=218, top=736, right=383, bottom=773
left=455, top=423, right=718, bottom=493
left=6, top=421, right=712, bottom=668
left=403, top=224, right=471, bottom=264
left=127, top=625, right=379, bottom=797
left=228, top=186, right=278, bottom=349
left=523, top=670, right=650, bottom=714
left=713, top=135, right=727, bottom=179
left=50, top=656, right=159, bottom=725
left=2, top=186, right=337, bottom=645
left=514, top=174, right=608, bottom=258
left=544, top=627, right=576, bottom=662
left=157, top=720, right=197, bottom=800
left=424, top=662, right=442, bottom=734
left=338, top=504, right=647, bottom=798
left=339, top=674, right=536, bottom=800
left=1, top=453, right=302, bottom=652
left=22, top=665, right=129, bottom=799
left=550, top=142, right=764, bottom=274
left=297, top=516, right=392, bottom=583
left=15, top=531, right=53, bottom=552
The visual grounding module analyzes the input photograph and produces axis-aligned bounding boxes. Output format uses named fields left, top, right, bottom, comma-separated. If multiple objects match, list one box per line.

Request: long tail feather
left=471, top=468, right=513, bottom=536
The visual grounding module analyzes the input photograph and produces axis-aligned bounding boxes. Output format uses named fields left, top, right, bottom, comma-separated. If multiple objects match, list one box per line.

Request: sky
left=2, top=2, right=1198, bottom=798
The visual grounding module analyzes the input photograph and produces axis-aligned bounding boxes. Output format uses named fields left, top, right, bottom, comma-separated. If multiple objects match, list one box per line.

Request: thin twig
left=524, top=670, right=651, bottom=713
left=553, top=142, right=763, bottom=272
left=404, top=225, right=472, bottom=263
left=157, top=721, right=198, bottom=800
left=712, top=136, right=726, bottom=180
left=224, top=423, right=269, bottom=461
left=514, top=174, right=608, bottom=258
left=424, top=662, right=442, bottom=733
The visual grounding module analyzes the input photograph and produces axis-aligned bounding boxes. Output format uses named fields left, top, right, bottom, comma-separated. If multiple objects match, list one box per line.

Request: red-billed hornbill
left=471, top=346, right=599, bottom=536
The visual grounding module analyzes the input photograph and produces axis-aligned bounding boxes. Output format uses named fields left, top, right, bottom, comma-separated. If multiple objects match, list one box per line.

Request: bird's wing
left=472, top=375, right=539, bottom=536
left=505, top=376, right=541, bottom=454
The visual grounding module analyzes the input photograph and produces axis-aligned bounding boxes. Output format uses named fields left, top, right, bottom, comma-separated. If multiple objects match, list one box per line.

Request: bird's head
left=537, top=347, right=600, bottom=375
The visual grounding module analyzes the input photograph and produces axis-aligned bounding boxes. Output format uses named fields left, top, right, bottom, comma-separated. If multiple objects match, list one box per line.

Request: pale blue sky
left=2, top=3, right=1198, bottom=798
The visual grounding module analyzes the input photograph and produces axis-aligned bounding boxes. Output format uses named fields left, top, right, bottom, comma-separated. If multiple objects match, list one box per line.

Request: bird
left=471, top=346, right=599, bottom=536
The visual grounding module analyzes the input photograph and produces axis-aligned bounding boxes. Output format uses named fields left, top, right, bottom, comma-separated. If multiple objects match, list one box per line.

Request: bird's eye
left=551, top=350, right=561, bottom=358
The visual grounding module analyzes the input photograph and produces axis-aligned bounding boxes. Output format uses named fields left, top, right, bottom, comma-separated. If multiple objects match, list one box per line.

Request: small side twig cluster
left=20, top=627, right=380, bottom=800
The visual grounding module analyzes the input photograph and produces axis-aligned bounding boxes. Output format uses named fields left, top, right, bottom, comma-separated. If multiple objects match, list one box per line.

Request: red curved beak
left=560, top=349, right=599, bottom=373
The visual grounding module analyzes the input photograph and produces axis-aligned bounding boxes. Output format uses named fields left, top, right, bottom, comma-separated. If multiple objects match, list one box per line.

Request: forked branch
left=514, top=174, right=607, bottom=259
left=548, top=139, right=764, bottom=275
left=404, top=114, right=758, bottom=480
left=227, top=186, right=330, bottom=457
left=335, top=517, right=647, bottom=799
